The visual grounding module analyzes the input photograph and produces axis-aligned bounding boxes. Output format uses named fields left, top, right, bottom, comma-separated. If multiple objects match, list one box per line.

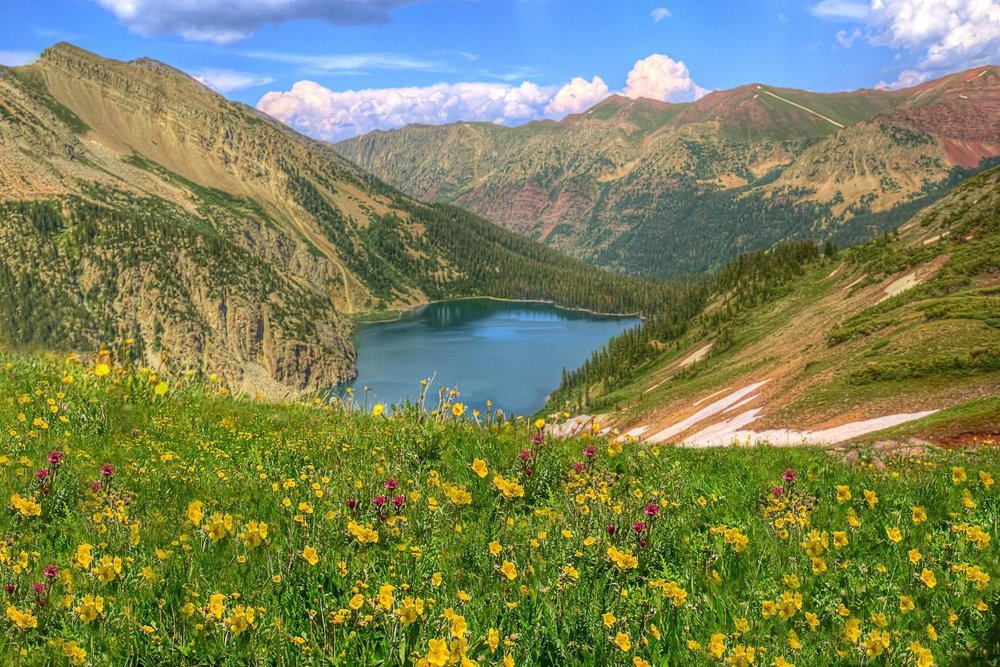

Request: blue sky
left=2, top=1, right=998, bottom=141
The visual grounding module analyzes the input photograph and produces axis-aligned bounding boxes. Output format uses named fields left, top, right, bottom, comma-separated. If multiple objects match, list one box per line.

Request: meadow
left=1, top=353, right=997, bottom=665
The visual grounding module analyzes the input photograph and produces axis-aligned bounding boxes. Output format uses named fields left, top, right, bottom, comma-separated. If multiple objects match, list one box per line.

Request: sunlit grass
left=0, top=353, right=997, bottom=665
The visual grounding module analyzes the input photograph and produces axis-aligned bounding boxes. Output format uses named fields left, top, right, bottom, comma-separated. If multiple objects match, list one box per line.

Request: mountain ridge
left=544, top=163, right=1000, bottom=445
left=0, top=42, right=670, bottom=397
left=336, top=64, right=1000, bottom=277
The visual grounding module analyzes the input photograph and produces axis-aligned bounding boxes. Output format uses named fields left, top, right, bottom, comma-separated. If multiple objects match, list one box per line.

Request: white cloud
left=875, top=68, right=932, bottom=89
left=258, top=80, right=553, bottom=141
left=623, top=54, right=708, bottom=102
left=236, top=49, right=450, bottom=74
left=836, top=27, right=862, bottom=47
left=813, top=0, right=1000, bottom=80
left=0, top=50, right=38, bottom=66
left=810, top=0, right=869, bottom=20
left=545, top=76, right=610, bottom=116
left=93, top=0, right=424, bottom=43
left=650, top=7, right=672, bottom=23
left=257, top=53, right=706, bottom=142
left=194, top=69, right=276, bottom=93
left=867, top=0, right=1000, bottom=70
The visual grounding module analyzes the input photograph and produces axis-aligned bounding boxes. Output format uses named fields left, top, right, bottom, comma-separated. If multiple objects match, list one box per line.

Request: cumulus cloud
left=813, top=0, right=1000, bottom=80
left=194, top=69, right=275, bottom=93
left=0, top=50, right=38, bottom=66
left=623, top=54, right=708, bottom=103
left=93, top=0, right=424, bottom=43
left=258, top=80, right=553, bottom=141
left=650, top=7, right=672, bottom=23
left=874, top=68, right=933, bottom=90
left=256, top=53, right=707, bottom=142
left=545, top=76, right=610, bottom=116
left=867, top=0, right=1000, bottom=70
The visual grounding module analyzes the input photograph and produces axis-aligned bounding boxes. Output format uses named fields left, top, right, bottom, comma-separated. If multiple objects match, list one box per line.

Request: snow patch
left=645, top=381, right=770, bottom=444
left=682, top=410, right=939, bottom=447
left=879, top=272, right=921, bottom=302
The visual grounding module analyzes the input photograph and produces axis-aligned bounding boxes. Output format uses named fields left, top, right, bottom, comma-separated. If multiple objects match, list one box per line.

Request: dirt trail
left=759, top=89, right=846, bottom=129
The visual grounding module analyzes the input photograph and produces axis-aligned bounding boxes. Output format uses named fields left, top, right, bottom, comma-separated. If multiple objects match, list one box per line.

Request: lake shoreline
left=341, top=298, right=641, bottom=417
left=352, top=295, right=646, bottom=325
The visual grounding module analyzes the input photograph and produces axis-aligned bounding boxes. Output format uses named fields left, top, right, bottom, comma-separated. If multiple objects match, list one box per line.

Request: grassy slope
left=575, top=167, right=1000, bottom=443
left=0, top=356, right=998, bottom=665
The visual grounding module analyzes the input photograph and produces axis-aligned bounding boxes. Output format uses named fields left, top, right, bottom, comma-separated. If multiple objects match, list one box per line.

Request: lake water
left=339, top=299, right=640, bottom=417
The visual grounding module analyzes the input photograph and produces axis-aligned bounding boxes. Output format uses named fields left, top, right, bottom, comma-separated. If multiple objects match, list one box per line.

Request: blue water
left=340, top=299, right=640, bottom=417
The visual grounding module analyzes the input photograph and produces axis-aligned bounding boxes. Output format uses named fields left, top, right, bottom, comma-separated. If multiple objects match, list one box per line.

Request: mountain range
left=548, top=162, right=1000, bottom=444
left=337, top=67, right=1000, bottom=277
left=0, top=43, right=662, bottom=397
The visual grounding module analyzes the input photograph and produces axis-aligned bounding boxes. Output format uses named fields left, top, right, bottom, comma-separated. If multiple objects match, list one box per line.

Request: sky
left=1, top=1, right=998, bottom=142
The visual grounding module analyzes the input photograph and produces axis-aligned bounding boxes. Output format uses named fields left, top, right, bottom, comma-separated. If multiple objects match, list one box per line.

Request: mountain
left=0, top=43, right=670, bottom=397
left=336, top=66, right=1000, bottom=277
left=544, top=163, right=1000, bottom=445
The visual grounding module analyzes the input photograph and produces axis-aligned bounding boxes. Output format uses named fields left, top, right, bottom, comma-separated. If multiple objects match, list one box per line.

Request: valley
left=0, top=44, right=671, bottom=398
left=337, top=68, right=1000, bottom=277
left=543, top=165, right=1000, bottom=446
left=0, top=5, right=999, bottom=664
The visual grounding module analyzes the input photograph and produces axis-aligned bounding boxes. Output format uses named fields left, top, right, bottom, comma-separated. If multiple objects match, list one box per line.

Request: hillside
left=337, top=66, right=1000, bottom=277
left=543, top=164, right=1000, bottom=446
left=0, top=43, right=674, bottom=397
left=0, top=355, right=997, bottom=664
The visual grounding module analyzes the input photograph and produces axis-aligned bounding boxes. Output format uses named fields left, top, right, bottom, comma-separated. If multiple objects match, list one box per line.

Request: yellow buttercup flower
left=863, top=490, right=878, bottom=508
left=500, top=560, right=518, bottom=580
left=426, top=638, right=451, bottom=666
left=186, top=500, right=204, bottom=527
left=302, top=546, right=319, bottom=566
left=487, top=628, right=500, bottom=653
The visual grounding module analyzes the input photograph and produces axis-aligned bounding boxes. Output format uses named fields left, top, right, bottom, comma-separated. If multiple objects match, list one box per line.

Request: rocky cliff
left=0, top=43, right=655, bottom=397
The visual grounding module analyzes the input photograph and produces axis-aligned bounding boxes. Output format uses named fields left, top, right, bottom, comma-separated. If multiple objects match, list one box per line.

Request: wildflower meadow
left=1, top=354, right=998, bottom=665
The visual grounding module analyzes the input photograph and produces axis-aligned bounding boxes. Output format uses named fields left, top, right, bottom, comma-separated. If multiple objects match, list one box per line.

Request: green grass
left=861, top=396, right=1000, bottom=443
left=2, top=354, right=998, bottom=665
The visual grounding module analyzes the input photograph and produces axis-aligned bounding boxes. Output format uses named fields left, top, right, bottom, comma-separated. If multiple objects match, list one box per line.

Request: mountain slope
left=543, top=164, right=1000, bottom=444
left=337, top=66, right=1000, bottom=277
left=0, top=43, right=671, bottom=397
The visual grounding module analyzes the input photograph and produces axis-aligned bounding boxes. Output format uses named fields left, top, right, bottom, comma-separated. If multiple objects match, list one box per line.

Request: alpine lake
left=338, top=299, right=640, bottom=417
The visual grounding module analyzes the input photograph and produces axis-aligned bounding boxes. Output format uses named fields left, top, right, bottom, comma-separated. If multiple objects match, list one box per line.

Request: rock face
left=0, top=43, right=542, bottom=397
left=337, top=67, right=1000, bottom=277
left=0, top=43, right=659, bottom=397
left=0, top=44, right=379, bottom=397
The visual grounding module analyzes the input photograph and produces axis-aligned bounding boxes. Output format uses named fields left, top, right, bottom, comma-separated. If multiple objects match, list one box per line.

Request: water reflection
left=338, top=299, right=639, bottom=417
